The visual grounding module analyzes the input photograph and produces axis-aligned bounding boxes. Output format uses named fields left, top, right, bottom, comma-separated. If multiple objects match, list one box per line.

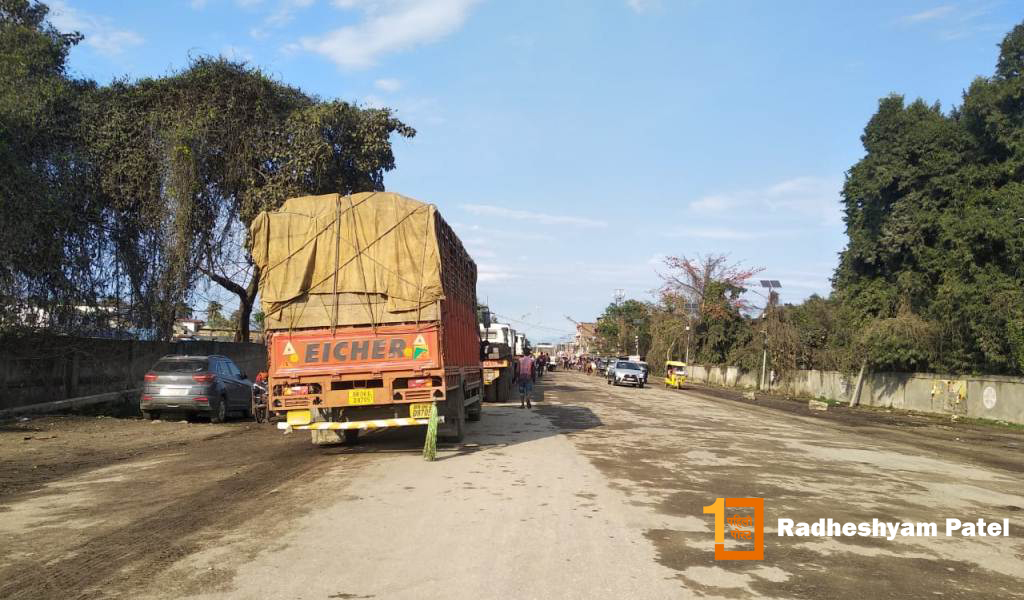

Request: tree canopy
left=0, top=1, right=413, bottom=340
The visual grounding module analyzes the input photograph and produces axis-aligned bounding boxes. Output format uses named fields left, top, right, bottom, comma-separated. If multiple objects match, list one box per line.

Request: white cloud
left=898, top=5, right=954, bottom=24
left=626, top=0, right=660, bottom=14
left=222, top=44, right=255, bottom=61
left=666, top=227, right=760, bottom=241
left=689, top=193, right=739, bottom=214
left=450, top=223, right=553, bottom=242
left=477, top=263, right=518, bottom=282
left=251, top=0, right=314, bottom=39
left=299, top=0, right=480, bottom=69
left=48, top=0, right=144, bottom=56
left=374, top=77, right=403, bottom=92
left=460, top=204, right=608, bottom=228
left=682, top=176, right=842, bottom=226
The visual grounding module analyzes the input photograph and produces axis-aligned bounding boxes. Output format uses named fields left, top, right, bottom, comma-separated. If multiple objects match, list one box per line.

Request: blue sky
left=50, top=0, right=1020, bottom=342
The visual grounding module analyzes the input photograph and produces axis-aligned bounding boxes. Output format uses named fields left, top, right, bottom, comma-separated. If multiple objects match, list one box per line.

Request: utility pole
left=684, top=325, right=691, bottom=364
left=758, top=280, right=782, bottom=391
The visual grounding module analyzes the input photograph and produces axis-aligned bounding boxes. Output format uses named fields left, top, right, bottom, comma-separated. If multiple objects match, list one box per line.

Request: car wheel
left=210, top=396, right=227, bottom=423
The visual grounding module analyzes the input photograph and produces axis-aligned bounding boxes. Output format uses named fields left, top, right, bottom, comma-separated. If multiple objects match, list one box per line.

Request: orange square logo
left=702, top=497, right=765, bottom=560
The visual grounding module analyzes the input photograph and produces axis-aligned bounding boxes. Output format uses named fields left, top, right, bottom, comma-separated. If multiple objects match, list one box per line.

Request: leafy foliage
left=1, top=2, right=413, bottom=340
left=836, top=21, right=1024, bottom=375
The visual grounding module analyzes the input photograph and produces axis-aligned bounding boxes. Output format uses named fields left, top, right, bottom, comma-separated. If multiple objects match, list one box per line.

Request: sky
left=49, top=0, right=1020, bottom=343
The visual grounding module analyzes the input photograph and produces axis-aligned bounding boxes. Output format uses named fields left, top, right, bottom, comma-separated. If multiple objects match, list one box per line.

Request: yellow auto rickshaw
left=664, top=360, right=688, bottom=389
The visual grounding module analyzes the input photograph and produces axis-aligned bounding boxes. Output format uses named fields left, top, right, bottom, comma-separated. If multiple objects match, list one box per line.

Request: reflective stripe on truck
left=278, top=416, right=444, bottom=432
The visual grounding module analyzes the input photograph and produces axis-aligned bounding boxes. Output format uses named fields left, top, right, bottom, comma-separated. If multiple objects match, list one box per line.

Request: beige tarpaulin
left=249, top=192, right=443, bottom=330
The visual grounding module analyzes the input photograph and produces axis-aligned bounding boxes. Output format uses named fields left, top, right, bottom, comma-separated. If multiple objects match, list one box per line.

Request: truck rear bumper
left=278, top=416, right=444, bottom=432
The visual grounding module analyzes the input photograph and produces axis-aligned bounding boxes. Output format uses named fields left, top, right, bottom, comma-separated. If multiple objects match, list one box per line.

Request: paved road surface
left=1, top=371, right=1022, bottom=599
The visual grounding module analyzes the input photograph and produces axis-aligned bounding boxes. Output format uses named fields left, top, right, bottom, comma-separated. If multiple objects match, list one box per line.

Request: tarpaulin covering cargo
left=250, top=192, right=469, bottom=331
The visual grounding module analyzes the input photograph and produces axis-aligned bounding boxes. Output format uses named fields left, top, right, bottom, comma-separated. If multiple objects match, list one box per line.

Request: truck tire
left=467, top=397, right=482, bottom=422
left=440, top=389, right=465, bottom=443
left=496, top=376, right=510, bottom=403
left=484, top=382, right=498, bottom=403
left=343, top=429, right=359, bottom=445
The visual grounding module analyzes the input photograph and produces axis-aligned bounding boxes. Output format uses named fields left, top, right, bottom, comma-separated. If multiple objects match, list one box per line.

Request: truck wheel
left=485, top=383, right=498, bottom=403
left=440, top=389, right=466, bottom=443
left=467, top=399, right=482, bottom=422
left=343, top=429, right=359, bottom=445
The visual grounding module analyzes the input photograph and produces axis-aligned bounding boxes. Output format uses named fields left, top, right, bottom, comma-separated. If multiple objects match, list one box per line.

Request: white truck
left=480, top=322, right=517, bottom=402
left=514, top=333, right=529, bottom=356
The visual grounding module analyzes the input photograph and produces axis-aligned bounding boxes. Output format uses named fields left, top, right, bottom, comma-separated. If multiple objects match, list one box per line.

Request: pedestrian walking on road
left=517, top=353, right=535, bottom=409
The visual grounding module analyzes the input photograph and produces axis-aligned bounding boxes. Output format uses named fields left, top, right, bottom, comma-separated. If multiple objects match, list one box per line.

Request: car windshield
left=153, top=359, right=208, bottom=373
left=617, top=362, right=641, bottom=370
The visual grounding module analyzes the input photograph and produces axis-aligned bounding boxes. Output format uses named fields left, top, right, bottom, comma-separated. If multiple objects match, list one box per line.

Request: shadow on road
left=317, top=376, right=603, bottom=459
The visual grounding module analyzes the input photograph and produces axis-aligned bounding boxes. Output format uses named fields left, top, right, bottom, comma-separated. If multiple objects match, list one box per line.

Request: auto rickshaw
left=664, top=361, right=688, bottom=389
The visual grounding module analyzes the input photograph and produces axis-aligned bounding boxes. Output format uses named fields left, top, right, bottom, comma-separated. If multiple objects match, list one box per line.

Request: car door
left=223, top=358, right=250, bottom=409
left=212, top=358, right=238, bottom=408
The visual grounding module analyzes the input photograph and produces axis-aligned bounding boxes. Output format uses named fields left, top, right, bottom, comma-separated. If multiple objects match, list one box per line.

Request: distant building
left=173, top=318, right=204, bottom=339
left=576, top=322, right=597, bottom=355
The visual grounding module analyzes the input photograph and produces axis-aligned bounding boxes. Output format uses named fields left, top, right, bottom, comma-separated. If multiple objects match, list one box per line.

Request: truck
left=249, top=191, right=483, bottom=444
left=479, top=322, right=517, bottom=402
left=514, top=333, right=529, bottom=356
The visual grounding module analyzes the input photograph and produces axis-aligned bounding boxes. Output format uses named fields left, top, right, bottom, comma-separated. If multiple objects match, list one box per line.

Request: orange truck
left=249, top=192, right=482, bottom=444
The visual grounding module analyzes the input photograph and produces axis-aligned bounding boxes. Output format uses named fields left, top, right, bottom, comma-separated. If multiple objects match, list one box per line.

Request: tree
left=0, top=0, right=104, bottom=332
left=654, top=254, right=761, bottom=368
left=84, top=58, right=415, bottom=341
left=596, top=299, right=652, bottom=356
left=835, top=21, right=1024, bottom=375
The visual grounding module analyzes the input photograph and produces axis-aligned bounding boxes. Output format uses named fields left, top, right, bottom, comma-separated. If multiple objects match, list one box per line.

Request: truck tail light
left=193, top=396, right=209, bottom=403
left=192, top=373, right=215, bottom=383
left=144, top=373, right=158, bottom=382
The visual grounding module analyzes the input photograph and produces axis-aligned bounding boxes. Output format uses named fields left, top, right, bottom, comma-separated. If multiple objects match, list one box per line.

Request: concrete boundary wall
left=0, top=336, right=267, bottom=410
left=684, top=364, right=1024, bottom=425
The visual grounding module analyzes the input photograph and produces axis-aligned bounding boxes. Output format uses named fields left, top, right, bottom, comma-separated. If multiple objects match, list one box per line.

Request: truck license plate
left=409, top=403, right=433, bottom=419
left=347, top=389, right=374, bottom=405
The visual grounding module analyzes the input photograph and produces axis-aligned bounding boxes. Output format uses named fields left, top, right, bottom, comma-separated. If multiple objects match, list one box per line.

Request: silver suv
left=606, top=360, right=646, bottom=388
left=141, top=355, right=253, bottom=422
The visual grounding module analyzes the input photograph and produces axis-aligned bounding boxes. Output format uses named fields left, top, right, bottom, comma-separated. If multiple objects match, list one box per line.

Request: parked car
left=141, top=355, right=253, bottom=422
left=606, top=360, right=646, bottom=388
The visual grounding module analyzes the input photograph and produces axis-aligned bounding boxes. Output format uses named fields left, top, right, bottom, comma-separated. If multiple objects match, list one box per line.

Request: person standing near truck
left=517, top=353, right=535, bottom=409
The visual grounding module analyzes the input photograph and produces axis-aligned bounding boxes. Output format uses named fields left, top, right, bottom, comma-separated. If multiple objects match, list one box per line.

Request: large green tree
left=1, top=1, right=414, bottom=341
left=836, top=22, right=1024, bottom=374
left=84, top=58, right=415, bottom=340
left=596, top=299, right=652, bottom=356
left=0, top=0, right=106, bottom=332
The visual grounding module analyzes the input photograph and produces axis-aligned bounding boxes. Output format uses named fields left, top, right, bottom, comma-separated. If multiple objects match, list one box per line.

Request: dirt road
left=1, top=372, right=1021, bottom=599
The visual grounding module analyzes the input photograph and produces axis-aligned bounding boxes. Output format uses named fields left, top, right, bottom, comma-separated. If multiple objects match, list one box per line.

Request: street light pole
left=758, top=279, right=782, bottom=391
left=684, top=325, right=691, bottom=364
